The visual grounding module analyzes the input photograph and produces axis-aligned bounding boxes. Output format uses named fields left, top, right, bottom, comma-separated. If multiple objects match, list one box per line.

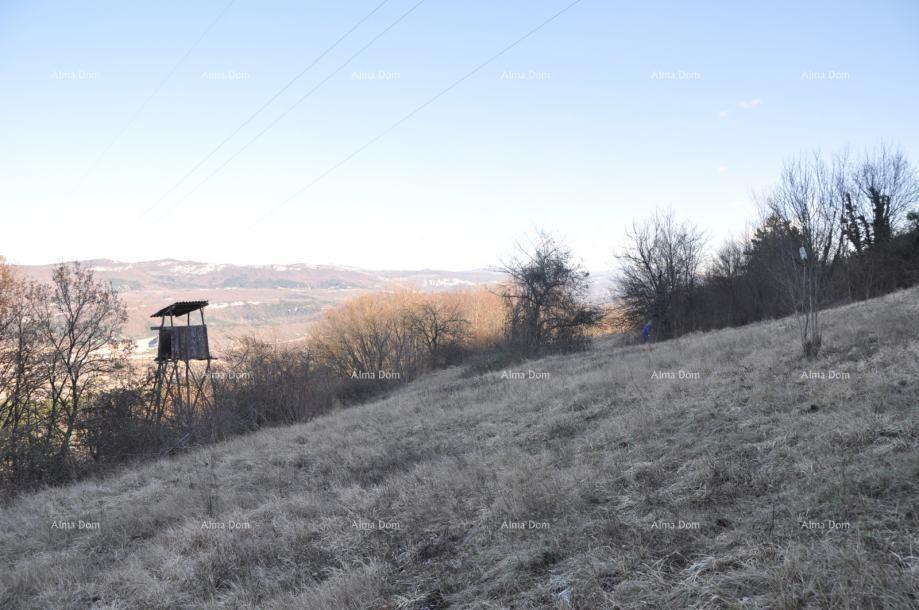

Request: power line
left=157, top=0, right=427, bottom=221
left=81, top=0, right=237, bottom=181
left=253, top=0, right=584, bottom=227
left=139, top=0, right=392, bottom=219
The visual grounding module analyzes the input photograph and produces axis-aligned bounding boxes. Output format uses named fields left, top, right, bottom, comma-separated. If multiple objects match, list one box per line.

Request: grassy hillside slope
left=2, top=288, right=918, bottom=609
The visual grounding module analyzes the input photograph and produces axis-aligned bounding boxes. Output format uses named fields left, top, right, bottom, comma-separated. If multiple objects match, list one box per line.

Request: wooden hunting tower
left=150, top=301, right=214, bottom=441
left=153, top=301, right=211, bottom=362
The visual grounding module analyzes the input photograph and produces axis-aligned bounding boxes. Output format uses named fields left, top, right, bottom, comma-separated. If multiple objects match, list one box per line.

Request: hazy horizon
left=6, top=254, right=620, bottom=275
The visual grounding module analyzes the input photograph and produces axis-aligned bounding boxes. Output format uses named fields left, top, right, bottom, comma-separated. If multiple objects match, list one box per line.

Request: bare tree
left=404, top=300, right=469, bottom=367
left=501, top=230, right=603, bottom=354
left=38, top=263, right=130, bottom=463
left=853, top=145, right=919, bottom=238
left=763, top=152, right=846, bottom=358
left=0, top=265, right=49, bottom=482
left=616, top=209, right=705, bottom=339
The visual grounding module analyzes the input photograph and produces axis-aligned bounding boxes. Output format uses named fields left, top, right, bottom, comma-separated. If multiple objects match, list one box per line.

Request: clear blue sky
left=2, top=0, right=917, bottom=270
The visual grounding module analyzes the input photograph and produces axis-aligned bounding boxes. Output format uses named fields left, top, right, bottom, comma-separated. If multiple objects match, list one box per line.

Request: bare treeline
left=617, top=145, right=919, bottom=357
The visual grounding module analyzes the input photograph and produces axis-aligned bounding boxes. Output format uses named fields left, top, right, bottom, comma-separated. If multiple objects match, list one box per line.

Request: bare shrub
left=209, top=337, right=337, bottom=435
left=311, top=292, right=424, bottom=383
left=311, top=288, right=505, bottom=386
left=501, top=230, right=603, bottom=354
left=79, top=372, right=187, bottom=464
left=616, top=209, right=705, bottom=340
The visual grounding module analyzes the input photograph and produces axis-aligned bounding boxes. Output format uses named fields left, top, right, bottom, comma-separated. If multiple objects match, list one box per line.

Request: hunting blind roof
left=150, top=300, right=209, bottom=318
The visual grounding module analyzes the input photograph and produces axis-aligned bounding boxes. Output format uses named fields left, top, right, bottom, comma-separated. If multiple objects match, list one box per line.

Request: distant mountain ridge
left=16, top=258, right=504, bottom=291
left=13, top=259, right=506, bottom=347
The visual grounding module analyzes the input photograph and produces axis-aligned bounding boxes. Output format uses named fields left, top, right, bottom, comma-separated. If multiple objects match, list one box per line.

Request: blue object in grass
left=642, top=320, right=653, bottom=343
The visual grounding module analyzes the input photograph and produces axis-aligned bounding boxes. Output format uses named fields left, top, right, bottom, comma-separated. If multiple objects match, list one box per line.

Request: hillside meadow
left=1, top=287, right=917, bottom=609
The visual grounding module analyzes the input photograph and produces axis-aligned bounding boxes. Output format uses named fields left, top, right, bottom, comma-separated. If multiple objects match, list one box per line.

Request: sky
left=1, top=0, right=918, bottom=271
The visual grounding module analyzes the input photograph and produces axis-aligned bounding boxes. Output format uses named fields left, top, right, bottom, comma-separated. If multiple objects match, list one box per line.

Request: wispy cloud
left=718, top=164, right=729, bottom=174
left=737, top=98, right=762, bottom=109
left=718, top=110, right=729, bottom=118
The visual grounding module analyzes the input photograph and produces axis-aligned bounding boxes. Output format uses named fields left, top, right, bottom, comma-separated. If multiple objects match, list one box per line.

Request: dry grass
left=2, top=288, right=918, bottom=609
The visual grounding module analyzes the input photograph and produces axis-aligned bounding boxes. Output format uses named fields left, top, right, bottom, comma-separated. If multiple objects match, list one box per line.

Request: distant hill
left=16, top=259, right=505, bottom=292
left=13, top=259, right=506, bottom=351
